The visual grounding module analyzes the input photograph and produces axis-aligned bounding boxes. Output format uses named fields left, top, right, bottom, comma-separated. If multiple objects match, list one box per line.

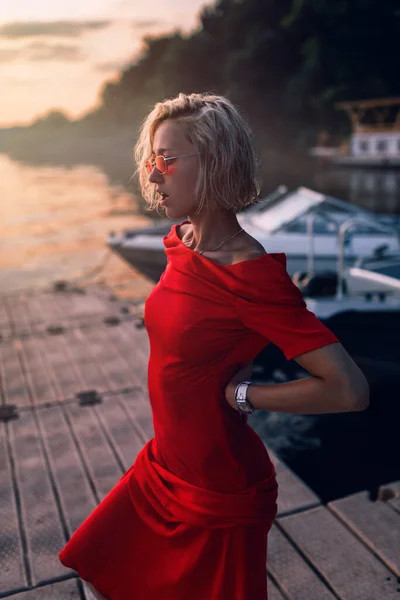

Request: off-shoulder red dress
left=59, top=220, right=338, bottom=599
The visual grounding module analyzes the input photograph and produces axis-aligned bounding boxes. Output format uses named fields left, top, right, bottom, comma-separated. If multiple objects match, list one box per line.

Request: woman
left=59, top=93, right=369, bottom=600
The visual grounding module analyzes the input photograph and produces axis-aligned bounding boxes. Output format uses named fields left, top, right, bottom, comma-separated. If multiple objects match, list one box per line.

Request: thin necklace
left=183, top=227, right=244, bottom=255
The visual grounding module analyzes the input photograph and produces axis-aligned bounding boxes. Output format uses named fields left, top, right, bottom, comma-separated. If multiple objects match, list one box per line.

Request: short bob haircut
left=134, top=92, right=261, bottom=215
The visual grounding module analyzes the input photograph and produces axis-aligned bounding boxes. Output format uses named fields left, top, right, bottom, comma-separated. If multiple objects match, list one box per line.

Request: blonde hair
left=134, top=92, right=261, bottom=214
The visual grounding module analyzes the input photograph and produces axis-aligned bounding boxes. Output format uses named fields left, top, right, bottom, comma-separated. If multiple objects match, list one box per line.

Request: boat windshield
left=250, top=187, right=376, bottom=234
left=360, top=259, right=400, bottom=278
left=280, top=212, right=384, bottom=235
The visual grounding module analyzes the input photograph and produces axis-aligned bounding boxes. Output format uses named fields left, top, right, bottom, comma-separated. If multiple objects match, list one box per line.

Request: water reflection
left=0, top=154, right=153, bottom=296
left=313, top=167, right=400, bottom=214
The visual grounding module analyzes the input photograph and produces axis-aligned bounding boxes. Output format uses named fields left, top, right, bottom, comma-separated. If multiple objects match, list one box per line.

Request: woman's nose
left=148, top=167, right=164, bottom=184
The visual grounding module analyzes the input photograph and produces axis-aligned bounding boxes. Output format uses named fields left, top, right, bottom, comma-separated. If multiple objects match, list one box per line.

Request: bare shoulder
left=177, top=222, right=191, bottom=241
left=231, top=232, right=267, bottom=263
left=178, top=222, right=266, bottom=265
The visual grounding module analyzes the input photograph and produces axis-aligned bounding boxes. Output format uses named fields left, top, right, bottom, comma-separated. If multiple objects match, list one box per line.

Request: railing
left=305, top=212, right=399, bottom=300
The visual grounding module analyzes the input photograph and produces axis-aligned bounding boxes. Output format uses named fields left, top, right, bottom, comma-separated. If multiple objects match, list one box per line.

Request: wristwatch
left=234, top=381, right=254, bottom=414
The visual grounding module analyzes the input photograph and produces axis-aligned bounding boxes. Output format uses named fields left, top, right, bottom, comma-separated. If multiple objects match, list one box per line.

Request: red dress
left=59, top=220, right=338, bottom=599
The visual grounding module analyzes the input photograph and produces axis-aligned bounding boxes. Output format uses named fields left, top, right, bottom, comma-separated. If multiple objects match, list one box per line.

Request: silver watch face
left=235, top=381, right=254, bottom=414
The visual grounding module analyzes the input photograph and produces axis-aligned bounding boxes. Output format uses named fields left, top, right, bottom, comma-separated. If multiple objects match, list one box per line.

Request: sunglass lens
left=155, top=156, right=167, bottom=174
left=145, top=160, right=153, bottom=174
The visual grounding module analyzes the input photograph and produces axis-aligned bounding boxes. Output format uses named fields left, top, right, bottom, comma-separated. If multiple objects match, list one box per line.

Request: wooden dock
left=0, top=285, right=399, bottom=599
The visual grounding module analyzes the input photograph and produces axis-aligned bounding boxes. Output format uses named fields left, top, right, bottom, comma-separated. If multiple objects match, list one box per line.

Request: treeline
left=90, top=0, right=400, bottom=143
left=1, top=0, right=399, bottom=197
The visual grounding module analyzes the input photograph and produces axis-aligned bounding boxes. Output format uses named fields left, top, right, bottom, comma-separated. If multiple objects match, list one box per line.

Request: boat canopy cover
left=246, top=187, right=374, bottom=234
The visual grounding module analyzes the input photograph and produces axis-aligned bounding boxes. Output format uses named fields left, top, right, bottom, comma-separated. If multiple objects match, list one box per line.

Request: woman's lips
left=156, top=189, right=169, bottom=205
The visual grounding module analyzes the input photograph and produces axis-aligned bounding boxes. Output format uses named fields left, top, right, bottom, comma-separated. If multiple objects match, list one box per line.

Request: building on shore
left=311, top=97, right=400, bottom=168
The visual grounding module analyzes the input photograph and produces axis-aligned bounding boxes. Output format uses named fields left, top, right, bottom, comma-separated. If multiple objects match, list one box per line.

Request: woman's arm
left=226, top=343, right=369, bottom=415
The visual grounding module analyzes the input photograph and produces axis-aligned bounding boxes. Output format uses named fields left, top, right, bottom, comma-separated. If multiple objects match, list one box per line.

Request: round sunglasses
left=146, top=153, right=198, bottom=175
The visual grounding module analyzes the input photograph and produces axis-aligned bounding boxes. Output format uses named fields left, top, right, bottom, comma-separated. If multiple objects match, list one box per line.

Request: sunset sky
left=0, top=0, right=209, bottom=126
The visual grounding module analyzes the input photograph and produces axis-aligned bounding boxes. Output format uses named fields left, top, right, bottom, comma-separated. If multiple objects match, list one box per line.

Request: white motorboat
left=292, top=214, right=400, bottom=301
left=256, top=215, right=400, bottom=384
left=238, top=187, right=400, bottom=275
left=107, top=186, right=400, bottom=282
left=344, top=249, right=400, bottom=300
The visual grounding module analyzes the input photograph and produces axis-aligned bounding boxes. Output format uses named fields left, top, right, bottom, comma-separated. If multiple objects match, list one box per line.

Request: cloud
left=0, top=20, right=111, bottom=39
left=131, top=19, right=164, bottom=30
left=0, top=42, right=85, bottom=63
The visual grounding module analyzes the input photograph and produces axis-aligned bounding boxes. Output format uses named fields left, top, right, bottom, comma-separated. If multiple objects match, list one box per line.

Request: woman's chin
left=163, top=205, right=187, bottom=219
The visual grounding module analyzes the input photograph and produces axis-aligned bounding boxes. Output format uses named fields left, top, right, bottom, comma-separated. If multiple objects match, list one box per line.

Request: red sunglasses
left=146, top=153, right=198, bottom=175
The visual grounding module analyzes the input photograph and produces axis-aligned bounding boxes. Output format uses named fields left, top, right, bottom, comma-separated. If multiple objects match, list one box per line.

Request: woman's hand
left=225, top=362, right=253, bottom=410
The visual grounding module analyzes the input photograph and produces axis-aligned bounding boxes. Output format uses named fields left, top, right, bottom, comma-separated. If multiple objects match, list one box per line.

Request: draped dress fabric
left=59, top=220, right=338, bottom=599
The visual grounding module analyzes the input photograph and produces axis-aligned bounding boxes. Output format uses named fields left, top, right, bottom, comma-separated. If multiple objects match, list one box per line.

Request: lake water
left=310, top=165, right=400, bottom=214
left=0, top=154, right=155, bottom=298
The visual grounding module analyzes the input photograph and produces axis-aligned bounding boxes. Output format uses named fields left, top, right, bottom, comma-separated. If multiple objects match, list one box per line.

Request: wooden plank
left=110, top=322, right=150, bottom=390
left=267, top=577, right=287, bottom=600
left=0, top=296, right=12, bottom=340
left=329, top=490, right=400, bottom=575
left=0, top=339, right=31, bottom=407
left=64, top=401, right=125, bottom=502
left=78, top=327, right=141, bottom=391
left=45, top=290, right=123, bottom=330
left=17, top=336, right=59, bottom=406
left=50, top=284, right=136, bottom=326
left=36, top=405, right=97, bottom=537
left=26, top=328, right=106, bottom=405
left=61, top=330, right=110, bottom=395
left=13, top=323, right=146, bottom=407
left=0, top=289, right=147, bottom=407
left=4, top=293, right=33, bottom=337
left=103, top=322, right=148, bottom=389
left=267, top=523, right=336, bottom=600
left=0, top=393, right=148, bottom=597
left=120, top=389, right=154, bottom=442
left=278, top=505, right=399, bottom=599
left=114, top=316, right=150, bottom=358
left=266, top=447, right=321, bottom=516
left=51, top=290, right=112, bottom=320
left=94, top=392, right=149, bottom=472
left=38, top=333, right=84, bottom=400
left=3, top=286, right=135, bottom=337
left=22, top=291, right=60, bottom=331
left=7, top=578, right=83, bottom=599
left=8, top=411, right=67, bottom=586
left=0, top=424, right=27, bottom=593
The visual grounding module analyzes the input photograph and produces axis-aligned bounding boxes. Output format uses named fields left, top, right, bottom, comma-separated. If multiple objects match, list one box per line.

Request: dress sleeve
left=233, top=254, right=339, bottom=361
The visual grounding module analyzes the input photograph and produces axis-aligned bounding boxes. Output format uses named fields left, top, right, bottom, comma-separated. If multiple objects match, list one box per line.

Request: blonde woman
left=59, top=93, right=369, bottom=600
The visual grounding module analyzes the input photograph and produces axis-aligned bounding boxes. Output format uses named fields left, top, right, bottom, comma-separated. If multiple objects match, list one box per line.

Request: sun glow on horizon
left=0, top=0, right=208, bottom=126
